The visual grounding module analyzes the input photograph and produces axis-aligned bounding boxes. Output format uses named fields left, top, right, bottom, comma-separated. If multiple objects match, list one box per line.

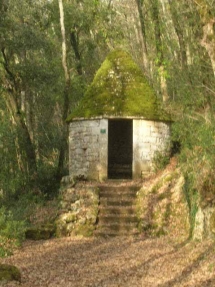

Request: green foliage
left=0, top=207, right=26, bottom=257
left=0, top=0, right=122, bottom=203
left=0, top=264, right=21, bottom=283
left=0, top=0, right=64, bottom=199
left=51, top=0, right=122, bottom=80
left=0, top=103, right=28, bottom=199
left=183, top=176, right=199, bottom=238
left=0, top=190, right=58, bottom=257
left=25, top=224, right=56, bottom=240
left=37, top=162, right=61, bottom=199
left=152, top=150, right=170, bottom=172
left=172, top=109, right=215, bottom=237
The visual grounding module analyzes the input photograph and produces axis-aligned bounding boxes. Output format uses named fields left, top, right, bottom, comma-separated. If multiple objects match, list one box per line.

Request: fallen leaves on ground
left=1, top=235, right=215, bottom=287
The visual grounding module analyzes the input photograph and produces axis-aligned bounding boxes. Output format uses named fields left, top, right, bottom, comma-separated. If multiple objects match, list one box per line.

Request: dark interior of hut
left=108, top=119, right=133, bottom=179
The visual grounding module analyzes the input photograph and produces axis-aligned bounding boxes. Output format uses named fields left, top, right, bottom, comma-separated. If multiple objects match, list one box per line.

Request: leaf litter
left=1, top=235, right=215, bottom=287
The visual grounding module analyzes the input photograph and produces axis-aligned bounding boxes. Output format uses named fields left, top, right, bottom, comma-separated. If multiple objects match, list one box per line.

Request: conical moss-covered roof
left=67, top=50, right=171, bottom=121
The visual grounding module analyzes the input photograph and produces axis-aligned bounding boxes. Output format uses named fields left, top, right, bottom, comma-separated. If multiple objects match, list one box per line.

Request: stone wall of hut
left=69, top=119, right=108, bottom=181
left=69, top=118, right=171, bottom=180
left=133, top=120, right=171, bottom=177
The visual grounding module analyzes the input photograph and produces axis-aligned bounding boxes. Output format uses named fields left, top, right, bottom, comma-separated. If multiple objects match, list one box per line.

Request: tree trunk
left=151, top=0, right=169, bottom=101
left=168, top=0, right=188, bottom=70
left=4, top=92, right=38, bottom=189
left=57, top=0, right=70, bottom=180
left=1, top=48, right=38, bottom=187
left=135, top=0, right=149, bottom=73
left=70, top=29, right=83, bottom=76
left=201, top=19, right=215, bottom=76
left=193, top=0, right=215, bottom=76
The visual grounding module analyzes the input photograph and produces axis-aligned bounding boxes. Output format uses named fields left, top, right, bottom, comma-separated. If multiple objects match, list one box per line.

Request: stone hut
left=67, top=50, right=171, bottom=181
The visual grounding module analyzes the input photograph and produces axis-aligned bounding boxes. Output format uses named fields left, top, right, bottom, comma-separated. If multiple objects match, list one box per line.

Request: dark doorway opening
left=108, top=120, right=133, bottom=179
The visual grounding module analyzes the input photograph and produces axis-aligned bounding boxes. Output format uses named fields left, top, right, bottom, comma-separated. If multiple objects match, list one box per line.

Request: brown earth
left=1, top=235, right=215, bottom=287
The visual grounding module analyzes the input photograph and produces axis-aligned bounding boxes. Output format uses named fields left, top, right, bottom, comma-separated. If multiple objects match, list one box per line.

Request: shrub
left=0, top=207, right=26, bottom=257
left=37, top=162, right=62, bottom=199
left=172, top=112, right=215, bottom=237
left=152, top=149, right=170, bottom=172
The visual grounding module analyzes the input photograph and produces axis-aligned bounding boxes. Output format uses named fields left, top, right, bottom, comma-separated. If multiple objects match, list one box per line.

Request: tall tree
left=151, top=0, right=168, bottom=101
left=192, top=0, right=215, bottom=76
left=167, top=0, right=188, bottom=71
left=135, top=0, right=149, bottom=73
left=57, top=0, right=70, bottom=179
left=0, top=0, right=63, bottom=193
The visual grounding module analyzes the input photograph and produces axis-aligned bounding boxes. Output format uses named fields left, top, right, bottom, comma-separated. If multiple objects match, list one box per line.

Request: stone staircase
left=94, top=182, right=141, bottom=236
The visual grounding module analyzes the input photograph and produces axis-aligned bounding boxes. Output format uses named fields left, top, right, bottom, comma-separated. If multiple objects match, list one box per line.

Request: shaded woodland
left=0, top=0, right=215, bottom=256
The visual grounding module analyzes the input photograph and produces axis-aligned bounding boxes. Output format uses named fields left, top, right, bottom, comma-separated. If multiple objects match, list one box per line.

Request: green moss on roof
left=67, top=50, right=171, bottom=121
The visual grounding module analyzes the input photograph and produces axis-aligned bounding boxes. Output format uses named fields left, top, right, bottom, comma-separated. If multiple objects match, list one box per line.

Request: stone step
left=97, top=223, right=138, bottom=230
left=98, top=214, right=138, bottom=224
left=98, top=185, right=141, bottom=193
left=95, top=183, right=141, bottom=237
left=99, top=197, right=134, bottom=207
left=99, top=206, right=136, bottom=215
left=94, top=224, right=139, bottom=236
left=99, top=190, right=136, bottom=198
left=94, top=229, right=139, bottom=237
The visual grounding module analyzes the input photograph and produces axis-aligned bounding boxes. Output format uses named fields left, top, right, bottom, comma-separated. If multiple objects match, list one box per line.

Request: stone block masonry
left=69, top=118, right=171, bottom=180
left=69, top=119, right=108, bottom=181
left=133, top=120, right=171, bottom=177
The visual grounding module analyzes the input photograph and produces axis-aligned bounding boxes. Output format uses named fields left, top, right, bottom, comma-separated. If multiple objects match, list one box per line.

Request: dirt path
left=1, top=235, right=215, bottom=287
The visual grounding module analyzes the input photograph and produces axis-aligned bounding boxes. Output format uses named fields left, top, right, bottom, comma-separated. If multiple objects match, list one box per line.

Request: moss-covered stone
left=210, top=211, right=215, bottom=235
left=59, top=212, right=77, bottom=223
left=56, top=183, right=99, bottom=237
left=55, top=220, right=67, bottom=237
left=67, top=50, right=171, bottom=122
left=0, top=264, right=21, bottom=283
left=73, top=223, right=95, bottom=237
left=25, top=224, right=55, bottom=240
